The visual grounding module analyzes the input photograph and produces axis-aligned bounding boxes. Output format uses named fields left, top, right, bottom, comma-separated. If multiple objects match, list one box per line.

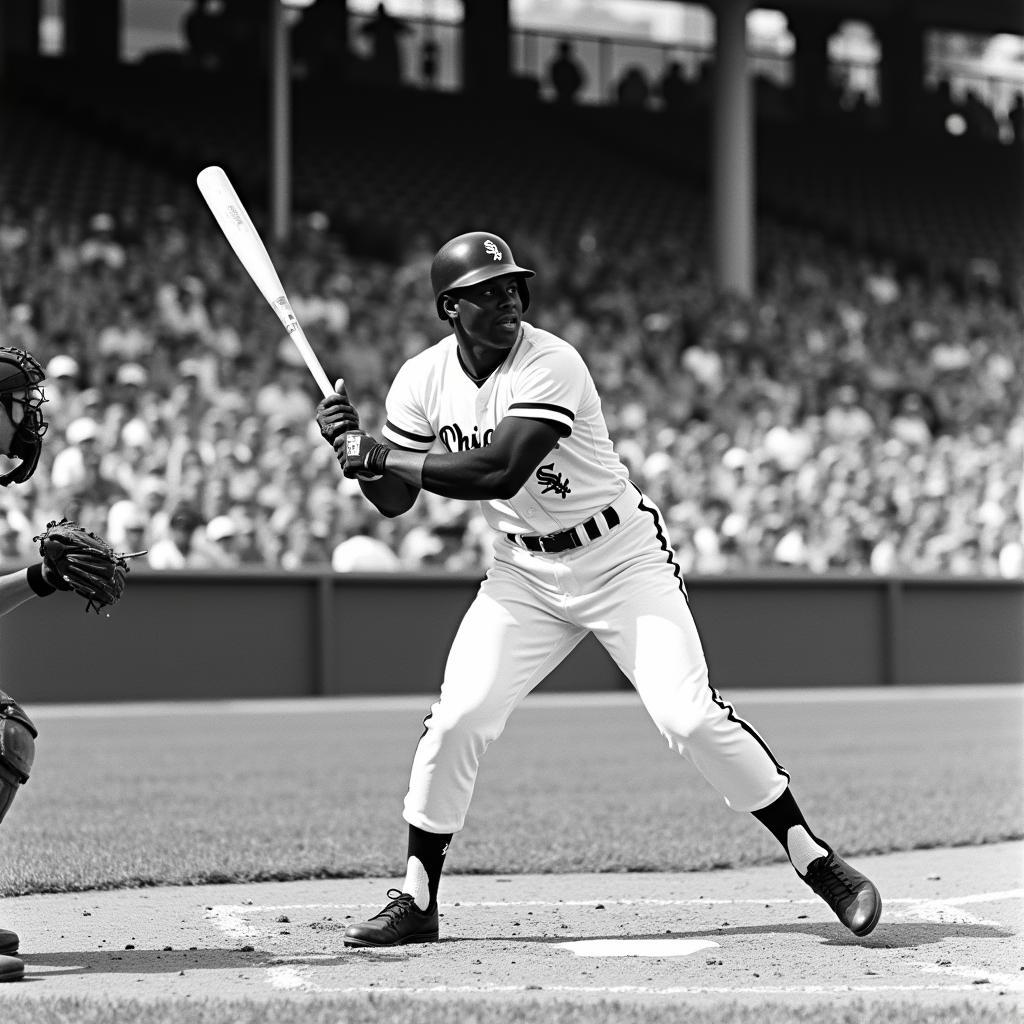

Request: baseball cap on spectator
left=206, top=515, right=237, bottom=542
left=108, top=499, right=146, bottom=537
left=399, top=526, right=443, bottom=565
left=331, top=536, right=400, bottom=572
left=66, top=417, right=99, bottom=445
left=116, top=362, right=148, bottom=387
left=642, top=451, right=673, bottom=478
left=46, top=354, right=80, bottom=380
left=121, top=417, right=151, bottom=448
left=722, top=447, right=748, bottom=471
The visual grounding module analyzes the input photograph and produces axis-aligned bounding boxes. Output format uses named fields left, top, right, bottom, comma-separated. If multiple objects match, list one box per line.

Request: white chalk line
left=912, top=961, right=1023, bottom=987
left=206, top=889, right=1024, bottom=998
left=207, top=890, right=1024, bottom=940
left=264, top=966, right=1024, bottom=997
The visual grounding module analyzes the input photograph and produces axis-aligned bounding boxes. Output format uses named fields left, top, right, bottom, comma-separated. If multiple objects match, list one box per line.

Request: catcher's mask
left=0, top=346, right=48, bottom=487
left=430, top=232, right=534, bottom=321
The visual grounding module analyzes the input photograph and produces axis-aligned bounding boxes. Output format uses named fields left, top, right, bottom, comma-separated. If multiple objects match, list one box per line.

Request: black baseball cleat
left=344, top=889, right=439, bottom=947
left=0, top=929, right=18, bottom=955
left=0, top=953, right=24, bottom=982
left=803, top=851, right=882, bottom=936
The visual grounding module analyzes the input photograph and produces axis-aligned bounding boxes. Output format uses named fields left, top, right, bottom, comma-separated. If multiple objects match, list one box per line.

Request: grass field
left=0, top=685, right=1021, bottom=1024
left=3, top=688, right=1021, bottom=894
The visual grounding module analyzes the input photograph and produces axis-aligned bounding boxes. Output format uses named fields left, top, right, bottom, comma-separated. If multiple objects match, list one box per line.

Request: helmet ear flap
left=519, top=278, right=531, bottom=313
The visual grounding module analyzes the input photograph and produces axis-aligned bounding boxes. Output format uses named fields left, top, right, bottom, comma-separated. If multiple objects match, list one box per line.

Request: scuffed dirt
left=0, top=842, right=1020, bottom=1010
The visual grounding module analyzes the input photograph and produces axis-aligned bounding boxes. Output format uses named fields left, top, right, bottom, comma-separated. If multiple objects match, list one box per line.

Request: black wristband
left=27, top=563, right=57, bottom=597
left=366, top=443, right=390, bottom=476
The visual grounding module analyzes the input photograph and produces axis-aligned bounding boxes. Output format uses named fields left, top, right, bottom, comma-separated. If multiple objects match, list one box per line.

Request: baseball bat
left=196, top=165, right=335, bottom=399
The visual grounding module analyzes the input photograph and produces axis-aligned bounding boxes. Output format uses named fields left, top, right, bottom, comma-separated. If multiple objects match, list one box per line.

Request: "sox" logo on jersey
left=535, top=463, right=571, bottom=498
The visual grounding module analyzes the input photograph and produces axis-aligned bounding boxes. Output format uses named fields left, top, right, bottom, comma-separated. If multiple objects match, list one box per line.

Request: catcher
left=0, top=346, right=141, bottom=983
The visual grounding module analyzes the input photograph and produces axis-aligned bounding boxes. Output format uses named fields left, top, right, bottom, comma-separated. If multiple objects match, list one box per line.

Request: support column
left=0, top=0, right=40, bottom=66
left=63, top=0, right=120, bottom=64
left=788, top=9, right=835, bottom=123
left=270, top=0, right=292, bottom=245
left=462, top=0, right=510, bottom=100
left=877, top=11, right=924, bottom=132
left=711, top=0, right=754, bottom=298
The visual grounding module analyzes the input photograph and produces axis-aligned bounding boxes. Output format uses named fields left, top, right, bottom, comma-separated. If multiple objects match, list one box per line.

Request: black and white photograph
left=0, top=1, right=1021, bottom=1021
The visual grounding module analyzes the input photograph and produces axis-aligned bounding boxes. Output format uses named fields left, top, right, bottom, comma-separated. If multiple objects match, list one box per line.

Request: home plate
left=557, top=939, right=721, bottom=958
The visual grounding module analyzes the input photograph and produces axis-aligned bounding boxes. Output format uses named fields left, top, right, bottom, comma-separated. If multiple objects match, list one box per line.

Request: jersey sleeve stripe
left=383, top=420, right=435, bottom=448
left=506, top=407, right=573, bottom=436
left=509, top=401, right=575, bottom=421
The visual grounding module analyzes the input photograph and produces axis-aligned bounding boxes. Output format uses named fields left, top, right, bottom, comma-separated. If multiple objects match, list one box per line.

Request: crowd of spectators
left=0, top=200, right=1019, bottom=579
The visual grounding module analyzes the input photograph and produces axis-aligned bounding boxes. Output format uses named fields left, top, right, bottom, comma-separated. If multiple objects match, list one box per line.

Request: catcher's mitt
left=35, top=519, right=143, bottom=615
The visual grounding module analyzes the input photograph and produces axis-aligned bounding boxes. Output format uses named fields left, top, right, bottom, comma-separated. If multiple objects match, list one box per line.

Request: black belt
left=508, top=506, right=621, bottom=553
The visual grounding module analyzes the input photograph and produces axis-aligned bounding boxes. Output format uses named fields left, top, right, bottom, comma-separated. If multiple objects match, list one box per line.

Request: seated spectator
left=331, top=534, right=401, bottom=572
left=148, top=503, right=205, bottom=569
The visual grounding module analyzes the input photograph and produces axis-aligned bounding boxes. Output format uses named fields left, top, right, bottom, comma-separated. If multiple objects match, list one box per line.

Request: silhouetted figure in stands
left=548, top=40, right=585, bottom=106
left=420, top=39, right=439, bottom=89
left=359, top=2, right=411, bottom=87
left=182, top=0, right=220, bottom=71
left=615, top=65, right=650, bottom=109
left=293, top=0, right=349, bottom=80
left=1009, top=94, right=1024, bottom=146
left=963, top=89, right=1001, bottom=142
left=920, top=79, right=959, bottom=136
left=657, top=60, right=690, bottom=116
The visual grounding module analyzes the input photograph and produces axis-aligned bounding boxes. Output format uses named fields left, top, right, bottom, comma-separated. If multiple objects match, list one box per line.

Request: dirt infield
left=0, top=841, right=1020, bottom=1008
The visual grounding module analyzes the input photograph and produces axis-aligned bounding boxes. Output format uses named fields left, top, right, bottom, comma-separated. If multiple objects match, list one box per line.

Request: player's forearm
left=386, top=449, right=524, bottom=501
left=358, top=473, right=419, bottom=518
left=0, top=567, right=50, bottom=617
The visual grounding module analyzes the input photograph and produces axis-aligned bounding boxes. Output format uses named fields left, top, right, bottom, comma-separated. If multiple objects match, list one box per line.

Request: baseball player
left=0, top=347, right=131, bottom=983
left=315, top=232, right=882, bottom=947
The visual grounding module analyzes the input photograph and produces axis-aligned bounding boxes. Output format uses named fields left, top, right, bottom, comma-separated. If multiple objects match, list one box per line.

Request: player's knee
left=427, top=702, right=504, bottom=749
left=649, top=699, right=713, bottom=745
left=0, top=692, right=37, bottom=827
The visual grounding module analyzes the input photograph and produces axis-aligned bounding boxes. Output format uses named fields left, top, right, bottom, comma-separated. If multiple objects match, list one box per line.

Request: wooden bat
left=196, top=165, right=334, bottom=399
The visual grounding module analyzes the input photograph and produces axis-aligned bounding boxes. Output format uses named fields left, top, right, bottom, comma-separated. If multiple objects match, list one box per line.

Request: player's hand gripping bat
left=196, top=166, right=334, bottom=399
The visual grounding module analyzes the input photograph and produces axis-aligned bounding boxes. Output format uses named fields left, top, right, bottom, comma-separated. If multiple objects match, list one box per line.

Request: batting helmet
left=430, top=232, right=534, bottom=321
left=0, top=347, right=47, bottom=487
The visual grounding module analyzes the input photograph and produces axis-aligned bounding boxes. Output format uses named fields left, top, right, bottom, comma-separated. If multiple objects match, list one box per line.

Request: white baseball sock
left=786, top=825, right=829, bottom=875
left=403, top=856, right=431, bottom=911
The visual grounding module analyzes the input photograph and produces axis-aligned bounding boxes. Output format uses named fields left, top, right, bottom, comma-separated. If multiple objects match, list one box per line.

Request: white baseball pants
left=403, top=486, right=790, bottom=834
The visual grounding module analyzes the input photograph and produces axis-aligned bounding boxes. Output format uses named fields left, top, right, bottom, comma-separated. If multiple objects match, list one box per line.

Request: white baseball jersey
left=381, top=323, right=629, bottom=536
left=384, top=322, right=790, bottom=837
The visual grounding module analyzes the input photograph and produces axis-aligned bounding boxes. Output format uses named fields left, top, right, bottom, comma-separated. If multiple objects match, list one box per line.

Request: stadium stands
left=0, top=53, right=1020, bottom=579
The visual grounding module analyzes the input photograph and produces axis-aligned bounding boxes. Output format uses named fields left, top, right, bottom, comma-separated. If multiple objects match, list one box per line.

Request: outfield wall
left=1, top=572, right=1021, bottom=702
